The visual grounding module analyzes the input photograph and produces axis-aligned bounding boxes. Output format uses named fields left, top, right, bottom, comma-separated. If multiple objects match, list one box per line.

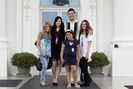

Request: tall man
left=64, top=8, right=93, bottom=84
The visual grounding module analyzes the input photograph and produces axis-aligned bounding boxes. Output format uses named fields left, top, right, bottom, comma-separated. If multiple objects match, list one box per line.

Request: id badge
left=72, top=29, right=74, bottom=32
left=55, top=37, right=58, bottom=44
left=72, top=48, right=74, bottom=52
left=44, top=42, right=47, bottom=47
left=82, top=41, right=83, bottom=47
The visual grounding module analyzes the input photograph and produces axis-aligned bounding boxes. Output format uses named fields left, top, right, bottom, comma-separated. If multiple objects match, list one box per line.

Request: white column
left=0, top=0, right=8, bottom=77
left=112, top=0, right=133, bottom=76
left=114, top=0, right=133, bottom=40
left=15, top=0, right=23, bottom=52
left=96, top=0, right=104, bottom=52
left=23, top=0, right=31, bottom=52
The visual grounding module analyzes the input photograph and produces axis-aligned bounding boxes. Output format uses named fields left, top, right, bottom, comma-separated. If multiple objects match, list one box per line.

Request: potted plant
left=88, top=52, right=110, bottom=75
left=11, top=52, right=37, bottom=76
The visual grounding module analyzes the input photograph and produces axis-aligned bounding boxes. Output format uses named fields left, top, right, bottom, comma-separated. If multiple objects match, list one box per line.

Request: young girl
left=60, top=30, right=80, bottom=88
left=51, top=16, right=65, bottom=85
left=79, top=20, right=92, bottom=87
left=37, top=21, right=52, bottom=87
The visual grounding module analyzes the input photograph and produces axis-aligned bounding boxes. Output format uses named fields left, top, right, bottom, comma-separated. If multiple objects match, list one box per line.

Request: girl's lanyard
left=44, top=35, right=49, bottom=47
left=81, top=36, right=83, bottom=47
left=69, top=41, right=74, bottom=52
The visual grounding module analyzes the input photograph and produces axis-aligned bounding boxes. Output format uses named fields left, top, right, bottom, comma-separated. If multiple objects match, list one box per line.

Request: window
left=40, top=10, right=79, bottom=25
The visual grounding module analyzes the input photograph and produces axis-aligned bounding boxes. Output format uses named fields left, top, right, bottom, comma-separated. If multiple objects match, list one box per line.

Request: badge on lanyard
left=44, top=42, right=47, bottom=47
left=72, top=29, right=74, bottom=32
left=55, top=37, right=58, bottom=44
left=72, top=48, right=74, bottom=52
left=69, top=42, right=73, bottom=46
left=82, top=36, right=83, bottom=47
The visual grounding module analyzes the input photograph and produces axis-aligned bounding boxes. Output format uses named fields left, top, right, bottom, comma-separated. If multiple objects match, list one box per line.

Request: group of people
left=37, top=8, right=93, bottom=88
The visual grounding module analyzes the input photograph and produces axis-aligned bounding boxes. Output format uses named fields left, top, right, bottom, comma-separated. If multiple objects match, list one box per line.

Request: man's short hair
left=67, top=8, right=75, bottom=14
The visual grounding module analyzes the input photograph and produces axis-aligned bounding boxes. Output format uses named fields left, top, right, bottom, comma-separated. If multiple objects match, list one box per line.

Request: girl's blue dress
left=63, top=39, right=79, bottom=65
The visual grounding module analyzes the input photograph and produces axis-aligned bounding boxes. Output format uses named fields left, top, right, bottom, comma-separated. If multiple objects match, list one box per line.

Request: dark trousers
left=79, top=57, right=92, bottom=83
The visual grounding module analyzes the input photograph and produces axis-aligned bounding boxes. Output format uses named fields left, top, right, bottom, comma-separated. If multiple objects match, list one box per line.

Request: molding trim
left=89, top=0, right=96, bottom=51
left=89, top=0, right=96, bottom=22
left=23, top=0, right=31, bottom=52
left=24, top=0, right=31, bottom=21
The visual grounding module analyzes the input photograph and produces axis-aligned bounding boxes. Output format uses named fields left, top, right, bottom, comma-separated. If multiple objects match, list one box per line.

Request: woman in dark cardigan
left=51, top=16, right=65, bottom=85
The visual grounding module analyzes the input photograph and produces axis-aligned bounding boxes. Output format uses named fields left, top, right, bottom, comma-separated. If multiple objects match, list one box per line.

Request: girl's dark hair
left=52, top=16, right=64, bottom=29
left=79, top=20, right=93, bottom=38
left=66, top=29, right=76, bottom=40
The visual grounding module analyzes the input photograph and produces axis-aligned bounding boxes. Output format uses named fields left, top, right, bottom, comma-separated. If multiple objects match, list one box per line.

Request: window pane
left=62, top=12, right=78, bottom=22
left=42, top=12, right=58, bottom=25
left=40, top=0, right=80, bottom=6
left=40, top=0, right=53, bottom=6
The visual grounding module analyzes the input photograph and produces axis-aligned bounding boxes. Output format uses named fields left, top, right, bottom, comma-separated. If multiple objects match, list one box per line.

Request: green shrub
left=88, top=52, right=110, bottom=68
left=11, top=52, right=37, bottom=67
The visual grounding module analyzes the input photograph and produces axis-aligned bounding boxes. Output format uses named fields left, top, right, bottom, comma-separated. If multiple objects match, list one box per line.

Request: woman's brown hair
left=79, top=20, right=93, bottom=38
left=39, top=21, right=52, bottom=40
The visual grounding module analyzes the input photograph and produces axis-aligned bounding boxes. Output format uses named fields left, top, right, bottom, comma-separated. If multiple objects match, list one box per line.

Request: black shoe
left=85, top=78, right=92, bottom=86
left=53, top=82, right=58, bottom=86
left=71, top=83, right=74, bottom=86
left=71, top=82, right=80, bottom=86
left=80, top=83, right=86, bottom=87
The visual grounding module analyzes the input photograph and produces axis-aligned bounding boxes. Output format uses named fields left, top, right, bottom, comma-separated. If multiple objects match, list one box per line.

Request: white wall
left=6, top=0, right=40, bottom=76
left=30, top=0, right=40, bottom=75
left=0, top=0, right=8, bottom=77
left=6, top=0, right=16, bottom=76
left=112, top=0, right=133, bottom=76
left=96, top=0, right=114, bottom=75
left=112, top=47, right=133, bottom=76
left=102, top=0, right=114, bottom=75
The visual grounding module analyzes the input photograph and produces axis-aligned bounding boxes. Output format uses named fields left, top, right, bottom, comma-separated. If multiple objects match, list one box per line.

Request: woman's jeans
left=39, top=55, right=49, bottom=83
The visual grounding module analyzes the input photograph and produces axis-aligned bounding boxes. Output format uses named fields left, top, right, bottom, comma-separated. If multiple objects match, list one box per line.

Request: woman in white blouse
left=79, top=20, right=93, bottom=87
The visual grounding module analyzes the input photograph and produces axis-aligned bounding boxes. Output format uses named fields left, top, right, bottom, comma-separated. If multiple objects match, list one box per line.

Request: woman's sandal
left=75, top=84, right=80, bottom=88
left=40, top=84, right=46, bottom=87
left=67, top=84, right=71, bottom=88
left=45, top=83, right=49, bottom=86
left=55, top=78, right=58, bottom=85
left=53, top=78, right=58, bottom=85
left=40, top=83, right=49, bottom=87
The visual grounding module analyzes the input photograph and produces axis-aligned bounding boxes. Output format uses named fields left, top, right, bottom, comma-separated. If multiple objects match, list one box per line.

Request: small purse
left=35, top=58, right=42, bottom=71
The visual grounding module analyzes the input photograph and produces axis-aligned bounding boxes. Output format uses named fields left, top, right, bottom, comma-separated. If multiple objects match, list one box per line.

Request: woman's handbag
left=35, top=58, right=42, bottom=71
left=35, top=58, right=52, bottom=71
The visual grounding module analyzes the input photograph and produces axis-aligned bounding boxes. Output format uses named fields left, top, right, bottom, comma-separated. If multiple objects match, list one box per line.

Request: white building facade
left=0, top=0, right=133, bottom=77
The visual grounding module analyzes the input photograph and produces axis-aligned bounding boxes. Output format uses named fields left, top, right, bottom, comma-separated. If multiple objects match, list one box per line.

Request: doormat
left=20, top=75, right=101, bottom=89
left=0, top=80, right=22, bottom=87
left=125, top=85, right=133, bottom=89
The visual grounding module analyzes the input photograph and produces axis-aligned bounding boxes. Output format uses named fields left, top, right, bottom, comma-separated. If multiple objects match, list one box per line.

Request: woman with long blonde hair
left=37, top=21, right=52, bottom=87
